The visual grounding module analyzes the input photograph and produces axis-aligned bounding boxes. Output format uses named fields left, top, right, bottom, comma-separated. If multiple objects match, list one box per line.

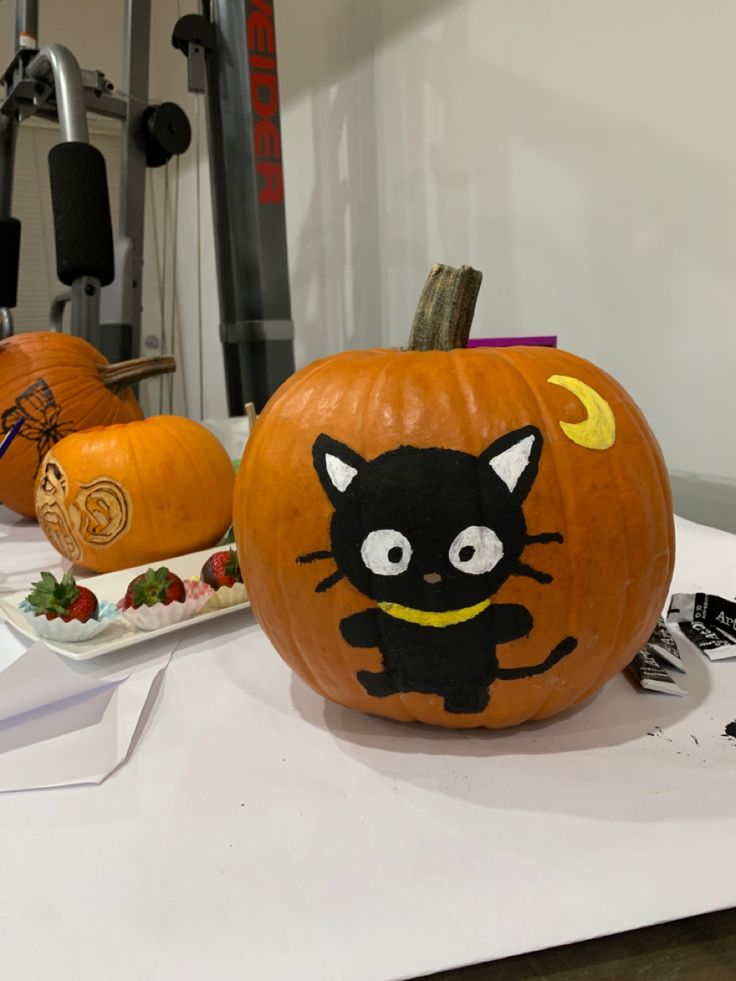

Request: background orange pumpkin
left=233, top=270, right=674, bottom=729
left=0, top=332, right=173, bottom=518
left=35, top=415, right=235, bottom=573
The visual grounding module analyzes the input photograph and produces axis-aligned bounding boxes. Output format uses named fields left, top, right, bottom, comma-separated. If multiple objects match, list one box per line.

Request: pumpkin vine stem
left=98, top=356, right=177, bottom=394
left=407, top=264, right=483, bottom=351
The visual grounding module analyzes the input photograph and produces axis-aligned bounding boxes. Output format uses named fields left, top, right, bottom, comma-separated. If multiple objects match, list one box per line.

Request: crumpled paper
left=0, top=636, right=173, bottom=792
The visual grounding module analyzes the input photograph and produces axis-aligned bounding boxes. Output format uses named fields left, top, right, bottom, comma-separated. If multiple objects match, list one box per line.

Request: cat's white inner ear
left=488, top=433, right=536, bottom=491
left=325, top=453, right=358, bottom=492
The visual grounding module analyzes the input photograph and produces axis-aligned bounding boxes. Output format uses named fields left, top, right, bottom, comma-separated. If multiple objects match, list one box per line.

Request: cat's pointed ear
left=312, top=434, right=365, bottom=505
left=480, top=426, right=542, bottom=501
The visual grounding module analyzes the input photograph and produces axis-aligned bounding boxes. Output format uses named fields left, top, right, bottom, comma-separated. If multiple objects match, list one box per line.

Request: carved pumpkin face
left=233, top=345, right=675, bottom=729
left=35, top=416, right=235, bottom=573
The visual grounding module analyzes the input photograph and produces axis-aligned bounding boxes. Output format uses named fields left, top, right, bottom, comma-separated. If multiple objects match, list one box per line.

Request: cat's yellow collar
left=377, top=597, right=491, bottom=628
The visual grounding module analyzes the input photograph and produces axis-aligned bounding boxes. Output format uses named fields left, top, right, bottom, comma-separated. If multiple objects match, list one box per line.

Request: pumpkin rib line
left=580, top=362, right=673, bottom=676
left=162, top=418, right=226, bottom=551
left=125, top=424, right=154, bottom=564
left=616, top=390, right=675, bottom=616
left=558, top=353, right=633, bottom=705
left=356, top=354, right=416, bottom=721
left=491, top=347, right=576, bottom=722
left=264, top=365, right=348, bottom=699
left=560, top=353, right=634, bottom=708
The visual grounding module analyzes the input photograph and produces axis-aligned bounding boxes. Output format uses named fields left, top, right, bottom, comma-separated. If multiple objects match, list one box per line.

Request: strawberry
left=25, top=572, right=99, bottom=623
left=200, top=548, right=243, bottom=590
left=122, top=567, right=186, bottom=609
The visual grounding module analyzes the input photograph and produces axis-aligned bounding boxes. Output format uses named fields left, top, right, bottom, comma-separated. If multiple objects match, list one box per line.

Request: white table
left=1, top=505, right=736, bottom=981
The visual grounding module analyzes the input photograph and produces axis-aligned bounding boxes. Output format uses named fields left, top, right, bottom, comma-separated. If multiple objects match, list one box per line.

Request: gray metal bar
left=0, top=308, right=13, bottom=338
left=70, top=276, right=101, bottom=346
left=15, top=0, right=39, bottom=49
left=117, top=0, right=151, bottom=362
left=26, top=45, right=89, bottom=142
left=204, top=0, right=295, bottom=413
left=0, top=114, right=19, bottom=218
left=220, top=319, right=294, bottom=343
left=49, top=290, right=71, bottom=331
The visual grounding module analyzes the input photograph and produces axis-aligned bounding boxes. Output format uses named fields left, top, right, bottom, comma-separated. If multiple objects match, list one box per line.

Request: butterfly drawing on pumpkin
left=1, top=379, right=74, bottom=476
left=297, top=426, right=578, bottom=714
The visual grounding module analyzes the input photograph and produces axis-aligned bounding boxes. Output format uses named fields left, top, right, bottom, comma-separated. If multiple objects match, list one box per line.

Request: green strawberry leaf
left=225, top=549, right=241, bottom=580
left=26, top=571, right=79, bottom=615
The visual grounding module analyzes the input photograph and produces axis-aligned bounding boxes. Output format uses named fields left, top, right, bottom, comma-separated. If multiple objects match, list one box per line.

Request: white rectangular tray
left=0, top=547, right=249, bottom=660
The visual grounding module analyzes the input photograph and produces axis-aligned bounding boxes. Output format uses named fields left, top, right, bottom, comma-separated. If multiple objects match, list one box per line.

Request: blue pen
left=0, top=417, right=24, bottom=460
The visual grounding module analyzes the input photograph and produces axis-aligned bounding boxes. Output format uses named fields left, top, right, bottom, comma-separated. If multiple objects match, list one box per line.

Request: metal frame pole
left=26, top=46, right=89, bottom=142
left=116, top=0, right=152, bottom=362
left=14, top=0, right=39, bottom=49
left=203, top=0, right=294, bottom=414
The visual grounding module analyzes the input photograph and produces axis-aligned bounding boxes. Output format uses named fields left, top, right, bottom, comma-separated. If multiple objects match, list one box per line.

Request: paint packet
left=645, top=617, right=686, bottom=673
left=667, top=593, right=696, bottom=623
left=667, top=592, right=736, bottom=637
left=677, top=620, right=736, bottom=662
left=693, top=593, right=736, bottom=640
left=666, top=592, right=736, bottom=661
left=627, top=648, right=687, bottom=696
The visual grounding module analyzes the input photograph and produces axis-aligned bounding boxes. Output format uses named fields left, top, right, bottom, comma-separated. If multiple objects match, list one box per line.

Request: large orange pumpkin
left=234, top=265, right=674, bottom=729
left=34, top=415, right=235, bottom=573
left=0, top=332, right=174, bottom=518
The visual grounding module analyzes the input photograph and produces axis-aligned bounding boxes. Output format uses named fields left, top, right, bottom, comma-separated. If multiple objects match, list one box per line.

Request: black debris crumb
left=723, top=721, right=736, bottom=740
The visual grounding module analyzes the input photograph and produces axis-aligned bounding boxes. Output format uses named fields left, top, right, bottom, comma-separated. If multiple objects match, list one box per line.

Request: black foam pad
left=48, top=142, right=115, bottom=287
left=0, top=217, right=21, bottom=308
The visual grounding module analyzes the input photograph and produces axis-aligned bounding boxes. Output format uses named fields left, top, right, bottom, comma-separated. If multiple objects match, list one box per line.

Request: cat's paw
left=356, top=670, right=397, bottom=698
left=340, top=610, right=378, bottom=647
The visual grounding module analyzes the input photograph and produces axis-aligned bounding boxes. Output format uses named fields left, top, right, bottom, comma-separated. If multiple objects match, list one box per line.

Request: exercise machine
left=0, top=0, right=191, bottom=363
left=1, top=0, right=295, bottom=415
left=0, top=1, right=192, bottom=361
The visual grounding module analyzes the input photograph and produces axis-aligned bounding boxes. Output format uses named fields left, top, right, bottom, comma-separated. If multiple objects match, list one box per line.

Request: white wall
left=276, top=0, right=736, bottom=480
left=3, top=1, right=735, bottom=480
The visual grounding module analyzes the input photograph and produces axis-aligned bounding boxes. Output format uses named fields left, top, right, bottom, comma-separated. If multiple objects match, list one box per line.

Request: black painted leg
left=356, top=670, right=398, bottom=698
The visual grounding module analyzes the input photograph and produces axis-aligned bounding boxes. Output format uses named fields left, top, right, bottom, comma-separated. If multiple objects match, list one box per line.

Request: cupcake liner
left=118, top=579, right=213, bottom=632
left=19, top=599, right=119, bottom=643
left=201, top=581, right=248, bottom=612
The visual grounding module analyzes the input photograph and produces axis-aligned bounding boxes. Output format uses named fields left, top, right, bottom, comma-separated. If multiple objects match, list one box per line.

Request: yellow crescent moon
left=547, top=374, right=616, bottom=450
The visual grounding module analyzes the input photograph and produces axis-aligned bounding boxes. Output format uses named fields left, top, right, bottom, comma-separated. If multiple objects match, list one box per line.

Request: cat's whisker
left=296, top=549, right=334, bottom=565
left=524, top=532, right=563, bottom=545
left=316, top=569, right=345, bottom=593
left=512, top=562, right=553, bottom=584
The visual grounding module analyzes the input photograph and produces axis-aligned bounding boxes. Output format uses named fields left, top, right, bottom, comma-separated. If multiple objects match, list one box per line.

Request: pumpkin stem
left=98, top=356, right=176, bottom=393
left=407, top=264, right=483, bottom=351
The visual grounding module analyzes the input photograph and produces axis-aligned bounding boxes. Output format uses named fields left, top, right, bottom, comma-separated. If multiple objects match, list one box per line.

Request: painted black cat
left=298, top=426, right=577, bottom=714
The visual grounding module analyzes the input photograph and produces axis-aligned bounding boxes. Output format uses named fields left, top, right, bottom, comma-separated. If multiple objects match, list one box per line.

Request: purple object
left=467, top=336, right=557, bottom=348
left=0, top=417, right=24, bottom=461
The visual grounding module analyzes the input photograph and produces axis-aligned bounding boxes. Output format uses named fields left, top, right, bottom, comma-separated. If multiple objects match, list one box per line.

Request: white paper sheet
left=0, top=639, right=173, bottom=792
left=1, top=509, right=736, bottom=981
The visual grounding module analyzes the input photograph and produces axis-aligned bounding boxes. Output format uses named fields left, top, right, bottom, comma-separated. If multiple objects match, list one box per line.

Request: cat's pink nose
left=423, top=572, right=442, bottom=584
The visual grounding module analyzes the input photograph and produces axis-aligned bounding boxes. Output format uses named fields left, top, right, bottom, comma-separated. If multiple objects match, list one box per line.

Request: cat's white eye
left=449, top=526, right=504, bottom=575
left=361, top=529, right=412, bottom=575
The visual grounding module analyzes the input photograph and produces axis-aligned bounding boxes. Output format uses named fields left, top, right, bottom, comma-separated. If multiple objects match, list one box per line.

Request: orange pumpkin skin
left=234, top=346, right=675, bottom=730
left=0, top=333, right=143, bottom=518
left=34, top=415, right=235, bottom=573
